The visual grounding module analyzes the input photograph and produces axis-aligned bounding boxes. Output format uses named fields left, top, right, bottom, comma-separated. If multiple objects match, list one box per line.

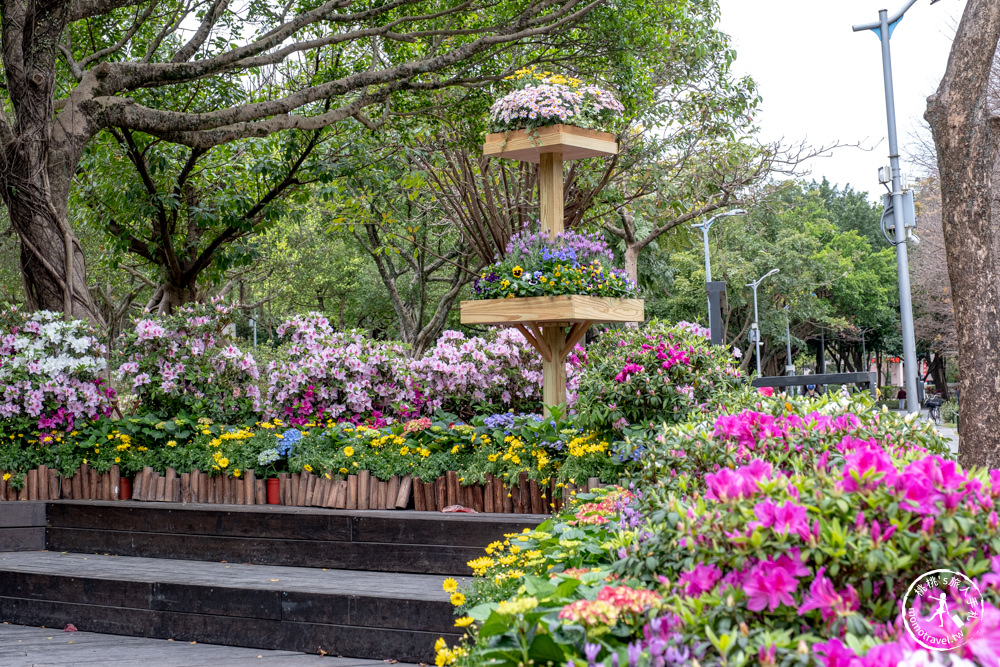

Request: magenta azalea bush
left=264, top=313, right=416, bottom=425
left=440, top=403, right=1000, bottom=667
left=0, top=307, right=114, bottom=435
left=573, top=320, right=743, bottom=432
left=116, top=301, right=260, bottom=421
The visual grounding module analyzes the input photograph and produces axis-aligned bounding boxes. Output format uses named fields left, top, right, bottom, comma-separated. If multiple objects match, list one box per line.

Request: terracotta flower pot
left=266, top=478, right=280, bottom=505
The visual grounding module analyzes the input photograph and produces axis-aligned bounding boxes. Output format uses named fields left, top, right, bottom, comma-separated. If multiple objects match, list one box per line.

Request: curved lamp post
left=747, top=268, right=779, bottom=376
left=852, top=0, right=940, bottom=413
left=693, top=209, right=746, bottom=333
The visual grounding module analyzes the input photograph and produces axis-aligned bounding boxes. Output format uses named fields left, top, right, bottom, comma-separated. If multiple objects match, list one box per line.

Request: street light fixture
left=692, top=209, right=746, bottom=335
left=747, top=268, right=779, bottom=377
left=852, top=0, right=940, bottom=414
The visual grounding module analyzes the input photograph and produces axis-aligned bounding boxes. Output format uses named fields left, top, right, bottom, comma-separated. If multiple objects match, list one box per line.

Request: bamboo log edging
left=0, top=465, right=608, bottom=514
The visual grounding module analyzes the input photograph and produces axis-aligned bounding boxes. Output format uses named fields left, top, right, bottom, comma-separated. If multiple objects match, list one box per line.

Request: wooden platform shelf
left=461, top=294, right=643, bottom=326
left=483, top=124, right=618, bottom=163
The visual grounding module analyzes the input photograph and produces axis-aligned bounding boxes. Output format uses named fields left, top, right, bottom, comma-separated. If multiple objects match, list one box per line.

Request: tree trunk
left=7, top=184, right=95, bottom=322
left=148, top=282, right=200, bottom=315
left=0, top=0, right=101, bottom=324
left=925, top=0, right=1000, bottom=468
left=927, top=353, right=949, bottom=400
left=624, top=243, right=639, bottom=286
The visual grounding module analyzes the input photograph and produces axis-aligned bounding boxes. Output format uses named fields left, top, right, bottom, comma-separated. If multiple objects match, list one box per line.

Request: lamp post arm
left=852, top=0, right=919, bottom=32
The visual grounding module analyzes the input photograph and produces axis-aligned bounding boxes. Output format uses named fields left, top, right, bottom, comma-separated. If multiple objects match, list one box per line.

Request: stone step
left=0, top=622, right=413, bottom=666
left=0, top=551, right=461, bottom=663
left=45, top=500, right=543, bottom=576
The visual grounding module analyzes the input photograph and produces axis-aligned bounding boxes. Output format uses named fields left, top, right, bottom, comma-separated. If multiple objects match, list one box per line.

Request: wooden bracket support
left=561, top=320, right=594, bottom=360
left=513, top=323, right=552, bottom=362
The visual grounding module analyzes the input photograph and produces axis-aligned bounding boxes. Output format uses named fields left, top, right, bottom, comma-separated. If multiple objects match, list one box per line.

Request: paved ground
left=0, top=623, right=421, bottom=666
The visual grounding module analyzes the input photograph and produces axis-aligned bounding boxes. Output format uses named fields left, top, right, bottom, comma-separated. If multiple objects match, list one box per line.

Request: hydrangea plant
left=471, top=228, right=637, bottom=300
left=490, top=67, right=624, bottom=133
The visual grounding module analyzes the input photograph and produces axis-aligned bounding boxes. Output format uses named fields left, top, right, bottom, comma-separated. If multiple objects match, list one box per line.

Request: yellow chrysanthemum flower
left=442, top=578, right=458, bottom=593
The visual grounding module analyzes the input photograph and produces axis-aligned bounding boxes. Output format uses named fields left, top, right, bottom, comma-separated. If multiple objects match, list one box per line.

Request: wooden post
left=542, top=325, right=567, bottom=414
left=395, top=475, right=411, bottom=509
left=538, top=152, right=564, bottom=238
left=244, top=470, right=256, bottom=505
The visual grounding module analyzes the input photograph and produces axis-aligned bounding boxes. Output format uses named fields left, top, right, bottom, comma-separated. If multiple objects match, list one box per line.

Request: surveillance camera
left=907, top=232, right=921, bottom=247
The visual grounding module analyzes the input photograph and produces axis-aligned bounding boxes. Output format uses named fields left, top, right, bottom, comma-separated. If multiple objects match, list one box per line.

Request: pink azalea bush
left=614, top=404, right=1000, bottom=665
left=115, top=300, right=260, bottom=421
left=0, top=307, right=114, bottom=435
left=573, top=319, right=743, bottom=431
left=443, top=403, right=1000, bottom=667
left=410, top=328, right=581, bottom=418
left=264, top=313, right=415, bottom=425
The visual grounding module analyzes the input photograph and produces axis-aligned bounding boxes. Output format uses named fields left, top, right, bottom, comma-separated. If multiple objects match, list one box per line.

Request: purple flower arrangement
left=490, top=67, right=624, bottom=133
left=471, top=227, right=638, bottom=300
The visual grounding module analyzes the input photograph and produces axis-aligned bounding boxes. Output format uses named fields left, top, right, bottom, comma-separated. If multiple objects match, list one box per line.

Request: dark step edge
left=45, top=527, right=485, bottom=576
left=0, top=571, right=456, bottom=632
left=0, top=596, right=460, bottom=663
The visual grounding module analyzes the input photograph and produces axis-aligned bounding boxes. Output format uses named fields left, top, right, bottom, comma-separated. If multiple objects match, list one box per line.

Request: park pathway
left=0, top=622, right=418, bottom=666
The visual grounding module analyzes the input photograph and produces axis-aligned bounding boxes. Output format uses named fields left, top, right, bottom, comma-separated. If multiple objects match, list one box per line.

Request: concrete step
left=45, top=500, right=543, bottom=575
left=0, top=551, right=460, bottom=663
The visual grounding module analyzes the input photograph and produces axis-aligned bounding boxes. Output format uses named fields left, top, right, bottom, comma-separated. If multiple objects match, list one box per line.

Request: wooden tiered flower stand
left=462, top=124, right=644, bottom=413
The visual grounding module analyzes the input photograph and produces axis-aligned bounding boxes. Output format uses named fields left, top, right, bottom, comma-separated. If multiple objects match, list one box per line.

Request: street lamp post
left=747, top=268, right=779, bottom=376
left=784, top=306, right=793, bottom=373
left=693, top=209, right=746, bottom=331
left=852, top=0, right=939, bottom=414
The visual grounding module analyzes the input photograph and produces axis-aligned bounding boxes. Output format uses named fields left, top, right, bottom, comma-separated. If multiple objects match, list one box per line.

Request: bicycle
left=925, top=398, right=943, bottom=425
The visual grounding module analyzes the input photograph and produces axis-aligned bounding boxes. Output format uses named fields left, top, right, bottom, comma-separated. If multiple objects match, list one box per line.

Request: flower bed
left=433, top=403, right=998, bottom=667
left=471, top=228, right=637, bottom=301
left=0, top=410, right=625, bottom=513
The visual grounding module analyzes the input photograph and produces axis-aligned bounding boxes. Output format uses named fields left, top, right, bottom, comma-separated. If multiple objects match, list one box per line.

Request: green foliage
left=644, top=181, right=900, bottom=370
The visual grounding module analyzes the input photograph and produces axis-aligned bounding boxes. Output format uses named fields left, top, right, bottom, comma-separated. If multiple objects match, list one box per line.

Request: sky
left=717, top=0, right=967, bottom=200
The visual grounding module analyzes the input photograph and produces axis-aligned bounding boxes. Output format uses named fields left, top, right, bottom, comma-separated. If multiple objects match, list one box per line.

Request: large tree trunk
left=0, top=0, right=101, bottom=324
left=925, top=0, right=1000, bottom=468
left=6, top=178, right=95, bottom=322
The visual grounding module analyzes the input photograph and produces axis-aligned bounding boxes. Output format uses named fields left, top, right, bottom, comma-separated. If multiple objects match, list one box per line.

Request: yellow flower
left=2, top=473, right=9, bottom=481
left=454, top=616, right=475, bottom=628
left=400, top=446, right=410, bottom=455
left=450, top=592, right=465, bottom=607
left=233, top=469, right=242, bottom=478
left=303, top=464, right=313, bottom=473
left=339, top=467, right=348, bottom=474
left=442, top=578, right=458, bottom=593
left=344, top=446, right=354, bottom=457
left=166, top=440, right=177, bottom=447
left=114, top=457, right=120, bottom=463
left=512, top=266, right=523, bottom=278
left=218, top=457, right=230, bottom=468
